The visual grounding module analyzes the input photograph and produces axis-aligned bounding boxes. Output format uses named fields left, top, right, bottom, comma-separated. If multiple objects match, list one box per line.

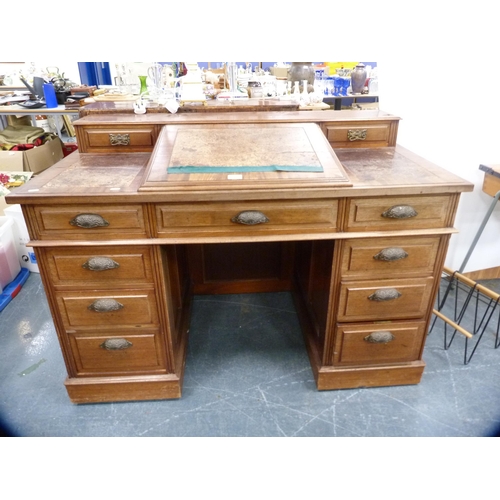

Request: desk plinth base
left=64, top=374, right=183, bottom=404
left=314, top=362, right=425, bottom=390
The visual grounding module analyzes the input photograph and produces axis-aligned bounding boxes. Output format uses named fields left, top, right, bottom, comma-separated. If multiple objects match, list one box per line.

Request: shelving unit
left=0, top=105, right=80, bottom=142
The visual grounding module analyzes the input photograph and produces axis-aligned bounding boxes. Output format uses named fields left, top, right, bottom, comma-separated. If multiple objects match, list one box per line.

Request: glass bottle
left=301, top=79, right=310, bottom=105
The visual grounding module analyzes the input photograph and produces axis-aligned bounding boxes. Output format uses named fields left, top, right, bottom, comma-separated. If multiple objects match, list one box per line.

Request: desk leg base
left=64, top=374, right=183, bottom=404
left=314, top=362, right=425, bottom=391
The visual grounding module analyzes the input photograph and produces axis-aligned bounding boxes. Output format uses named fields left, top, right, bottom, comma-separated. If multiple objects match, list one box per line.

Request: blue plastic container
left=43, top=83, right=58, bottom=108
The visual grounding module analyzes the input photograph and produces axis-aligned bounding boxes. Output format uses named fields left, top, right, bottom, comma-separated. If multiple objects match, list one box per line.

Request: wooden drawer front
left=57, top=289, right=159, bottom=328
left=45, top=246, right=154, bottom=286
left=156, top=200, right=339, bottom=237
left=337, top=277, right=434, bottom=322
left=341, top=236, right=441, bottom=279
left=332, top=321, right=425, bottom=366
left=83, top=127, right=156, bottom=152
left=33, top=204, right=147, bottom=240
left=324, top=122, right=392, bottom=148
left=346, top=195, right=453, bottom=231
left=69, top=330, right=165, bottom=375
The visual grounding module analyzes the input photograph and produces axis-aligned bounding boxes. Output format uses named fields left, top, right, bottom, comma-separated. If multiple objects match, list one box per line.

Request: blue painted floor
left=1, top=272, right=500, bottom=437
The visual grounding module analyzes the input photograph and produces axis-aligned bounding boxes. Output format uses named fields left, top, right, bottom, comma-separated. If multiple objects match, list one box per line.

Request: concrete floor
left=1, top=272, right=500, bottom=437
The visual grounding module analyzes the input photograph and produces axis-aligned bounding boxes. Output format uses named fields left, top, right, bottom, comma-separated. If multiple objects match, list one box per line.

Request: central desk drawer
left=33, top=204, right=148, bottom=240
left=346, top=195, right=454, bottom=231
left=156, top=200, right=339, bottom=237
left=44, top=246, right=154, bottom=286
left=56, top=289, right=159, bottom=328
left=337, top=276, right=435, bottom=322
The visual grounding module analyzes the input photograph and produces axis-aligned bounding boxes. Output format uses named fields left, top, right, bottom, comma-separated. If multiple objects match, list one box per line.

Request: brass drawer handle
left=70, top=213, right=110, bottom=229
left=364, top=331, right=395, bottom=344
left=382, top=205, right=418, bottom=219
left=82, top=256, right=120, bottom=271
left=100, top=338, right=132, bottom=350
left=373, top=247, right=408, bottom=262
left=88, top=298, right=124, bottom=312
left=109, top=133, right=130, bottom=146
left=368, top=288, right=402, bottom=301
left=347, top=129, right=367, bottom=141
left=231, top=210, right=270, bottom=225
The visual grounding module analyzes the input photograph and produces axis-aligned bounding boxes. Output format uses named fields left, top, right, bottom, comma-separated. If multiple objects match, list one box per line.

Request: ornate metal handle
left=109, top=133, right=130, bottom=146
left=373, top=247, right=409, bottom=262
left=82, top=256, right=120, bottom=271
left=368, top=288, right=402, bottom=301
left=364, top=331, right=395, bottom=344
left=231, top=210, right=270, bottom=225
left=88, top=298, right=124, bottom=312
left=382, top=205, right=418, bottom=219
left=347, top=129, right=367, bottom=141
left=100, top=338, right=132, bottom=350
left=70, top=213, right=110, bottom=229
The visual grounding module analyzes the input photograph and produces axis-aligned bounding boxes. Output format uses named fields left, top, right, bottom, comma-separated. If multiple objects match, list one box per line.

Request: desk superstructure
left=7, top=108, right=473, bottom=403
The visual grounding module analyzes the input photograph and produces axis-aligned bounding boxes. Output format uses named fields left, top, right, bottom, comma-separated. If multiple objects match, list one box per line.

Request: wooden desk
left=6, top=110, right=473, bottom=404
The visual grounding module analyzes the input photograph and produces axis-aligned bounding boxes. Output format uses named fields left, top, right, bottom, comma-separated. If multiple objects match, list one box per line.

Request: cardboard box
left=3, top=204, right=39, bottom=273
left=269, top=67, right=289, bottom=79
left=0, top=136, right=64, bottom=174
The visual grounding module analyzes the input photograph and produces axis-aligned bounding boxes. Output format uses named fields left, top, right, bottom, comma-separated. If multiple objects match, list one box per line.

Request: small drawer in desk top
left=77, top=125, right=158, bottom=153
left=32, top=204, right=148, bottom=240
left=156, top=200, right=339, bottom=237
left=332, top=320, right=425, bottom=366
left=44, top=246, right=154, bottom=286
left=68, top=329, right=166, bottom=376
left=322, top=121, right=395, bottom=148
left=346, top=195, right=453, bottom=232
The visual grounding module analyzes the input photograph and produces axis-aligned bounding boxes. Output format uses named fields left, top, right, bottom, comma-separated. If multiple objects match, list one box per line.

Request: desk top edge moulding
left=6, top=106, right=473, bottom=404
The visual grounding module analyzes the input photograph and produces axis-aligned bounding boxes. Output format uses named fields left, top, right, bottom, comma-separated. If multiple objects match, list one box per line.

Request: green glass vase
left=138, top=75, right=148, bottom=95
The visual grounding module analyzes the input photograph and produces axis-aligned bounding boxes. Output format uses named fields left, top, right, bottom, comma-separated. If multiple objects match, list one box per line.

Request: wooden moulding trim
left=26, top=228, right=459, bottom=248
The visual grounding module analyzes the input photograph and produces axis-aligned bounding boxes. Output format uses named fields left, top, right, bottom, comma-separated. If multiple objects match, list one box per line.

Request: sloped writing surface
left=168, top=127, right=324, bottom=173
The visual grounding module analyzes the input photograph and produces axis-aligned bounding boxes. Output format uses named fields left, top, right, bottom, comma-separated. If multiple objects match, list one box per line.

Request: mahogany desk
left=7, top=110, right=473, bottom=403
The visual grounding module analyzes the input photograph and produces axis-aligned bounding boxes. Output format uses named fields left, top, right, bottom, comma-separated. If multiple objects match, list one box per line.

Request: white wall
left=375, top=8, right=500, bottom=274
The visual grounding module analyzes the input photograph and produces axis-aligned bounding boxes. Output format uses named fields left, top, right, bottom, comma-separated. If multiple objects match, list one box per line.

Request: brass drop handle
left=381, top=205, right=418, bottom=219
left=231, top=210, right=270, bottom=225
left=364, top=331, right=395, bottom=344
left=82, top=256, right=120, bottom=271
left=368, top=288, right=402, bottom=301
left=373, top=247, right=408, bottom=262
left=70, top=213, right=110, bottom=229
left=109, top=133, right=130, bottom=146
left=88, top=298, right=124, bottom=312
left=347, top=129, right=367, bottom=141
left=100, top=338, right=132, bottom=350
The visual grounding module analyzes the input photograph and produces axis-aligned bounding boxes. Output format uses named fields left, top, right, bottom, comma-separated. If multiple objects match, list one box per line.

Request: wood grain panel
left=337, top=276, right=435, bottom=322
left=332, top=320, right=425, bottom=365
left=69, top=330, right=165, bottom=375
